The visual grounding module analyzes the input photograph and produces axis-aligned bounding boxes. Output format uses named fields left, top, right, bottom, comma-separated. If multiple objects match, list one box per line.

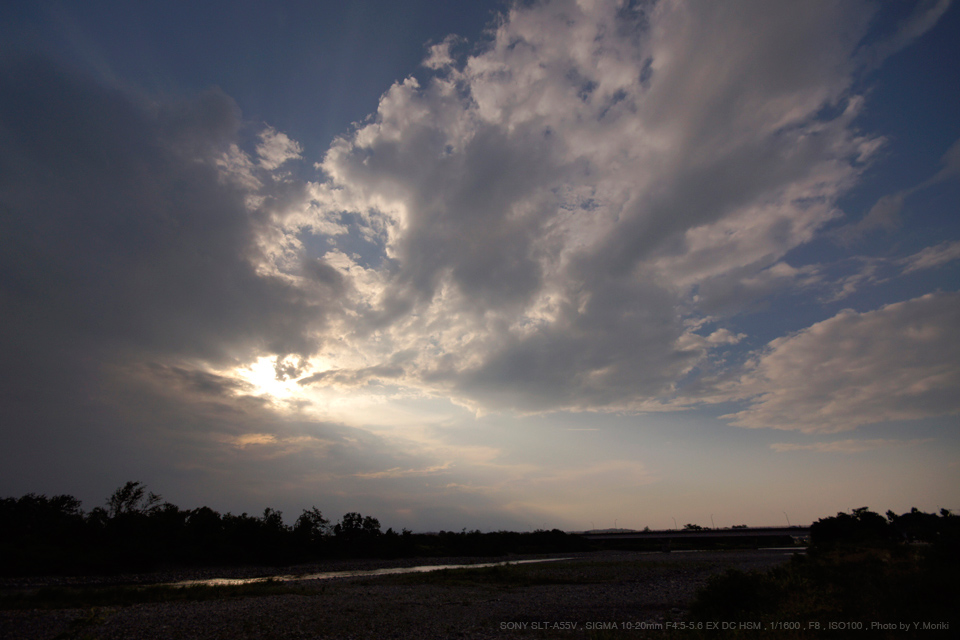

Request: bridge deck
left=581, top=527, right=809, bottom=540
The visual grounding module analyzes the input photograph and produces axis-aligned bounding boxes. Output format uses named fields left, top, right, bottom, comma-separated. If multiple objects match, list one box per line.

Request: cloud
left=834, top=136, right=960, bottom=243
left=422, top=35, right=461, bottom=70
left=302, top=0, right=895, bottom=412
left=900, top=240, right=960, bottom=274
left=794, top=239, right=958, bottom=303
left=695, top=261, right=823, bottom=313
left=835, top=193, right=904, bottom=244
left=770, top=438, right=932, bottom=454
left=722, top=292, right=960, bottom=433
left=736, top=234, right=958, bottom=304
left=920, top=136, right=960, bottom=187
left=2, top=2, right=956, bottom=526
left=352, top=462, right=452, bottom=479
left=298, top=364, right=405, bottom=387
left=0, top=57, right=335, bottom=369
left=0, top=55, right=351, bottom=504
left=856, top=0, right=953, bottom=71
left=257, top=126, right=303, bottom=171
left=819, top=257, right=885, bottom=302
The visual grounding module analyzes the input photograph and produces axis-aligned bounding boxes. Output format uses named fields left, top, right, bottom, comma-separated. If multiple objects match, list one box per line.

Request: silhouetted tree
left=810, top=507, right=893, bottom=551
left=2, top=485, right=591, bottom=574
left=183, top=506, right=223, bottom=562
left=260, top=508, right=286, bottom=532
left=334, top=512, right=362, bottom=540
left=0, top=493, right=90, bottom=574
left=106, top=481, right=162, bottom=518
left=294, top=507, right=330, bottom=546
left=333, top=512, right=382, bottom=554
left=362, top=515, right=382, bottom=536
left=186, top=506, right=222, bottom=539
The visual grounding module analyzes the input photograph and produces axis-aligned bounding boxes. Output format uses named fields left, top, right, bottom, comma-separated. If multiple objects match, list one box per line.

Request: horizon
left=2, top=0, right=958, bottom=534
left=5, top=481, right=898, bottom=532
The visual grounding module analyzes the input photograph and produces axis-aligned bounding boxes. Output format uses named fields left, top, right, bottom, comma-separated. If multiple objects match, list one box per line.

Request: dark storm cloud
left=143, top=364, right=255, bottom=398
left=0, top=56, right=326, bottom=365
left=0, top=56, right=334, bottom=499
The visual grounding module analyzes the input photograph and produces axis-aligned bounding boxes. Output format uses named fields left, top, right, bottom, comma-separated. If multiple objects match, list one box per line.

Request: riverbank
left=1, top=549, right=796, bottom=639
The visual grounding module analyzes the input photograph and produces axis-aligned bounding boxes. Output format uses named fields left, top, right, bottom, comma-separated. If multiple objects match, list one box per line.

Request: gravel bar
left=1, top=549, right=797, bottom=639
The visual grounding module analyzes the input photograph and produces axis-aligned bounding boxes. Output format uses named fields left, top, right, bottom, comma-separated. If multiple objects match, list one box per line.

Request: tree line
left=5, top=482, right=954, bottom=577
left=0, top=482, right=588, bottom=575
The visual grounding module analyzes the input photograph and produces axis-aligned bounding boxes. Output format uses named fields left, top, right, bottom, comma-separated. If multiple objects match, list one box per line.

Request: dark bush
left=687, top=507, right=960, bottom=629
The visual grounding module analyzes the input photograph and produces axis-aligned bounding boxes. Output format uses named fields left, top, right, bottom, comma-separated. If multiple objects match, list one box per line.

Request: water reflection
left=169, top=557, right=572, bottom=587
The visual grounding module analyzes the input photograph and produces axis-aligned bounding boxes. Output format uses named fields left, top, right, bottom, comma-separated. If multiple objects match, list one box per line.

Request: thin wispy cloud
left=900, top=241, right=960, bottom=274
left=771, top=439, right=933, bottom=454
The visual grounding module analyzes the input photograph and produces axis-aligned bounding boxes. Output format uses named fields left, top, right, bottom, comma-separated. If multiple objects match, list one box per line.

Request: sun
left=232, top=355, right=310, bottom=401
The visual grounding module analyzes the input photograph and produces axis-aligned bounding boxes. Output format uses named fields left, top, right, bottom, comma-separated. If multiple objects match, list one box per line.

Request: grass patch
left=0, top=579, right=314, bottom=610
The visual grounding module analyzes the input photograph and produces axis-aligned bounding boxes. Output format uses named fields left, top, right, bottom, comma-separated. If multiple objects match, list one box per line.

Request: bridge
left=582, top=526, right=809, bottom=540
left=580, top=527, right=809, bottom=549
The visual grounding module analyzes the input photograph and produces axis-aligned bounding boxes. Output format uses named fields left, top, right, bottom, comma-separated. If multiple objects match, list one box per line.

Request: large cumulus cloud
left=298, top=0, right=906, bottom=412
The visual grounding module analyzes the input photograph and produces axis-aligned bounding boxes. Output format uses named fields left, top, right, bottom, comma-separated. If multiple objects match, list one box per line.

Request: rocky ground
left=0, top=549, right=797, bottom=639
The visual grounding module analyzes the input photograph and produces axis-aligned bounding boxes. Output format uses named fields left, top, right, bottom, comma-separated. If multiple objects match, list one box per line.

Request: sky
left=1, top=0, right=958, bottom=532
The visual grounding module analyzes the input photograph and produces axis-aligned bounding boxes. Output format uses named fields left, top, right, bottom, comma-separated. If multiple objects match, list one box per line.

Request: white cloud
left=900, top=240, right=960, bottom=274
left=771, top=438, right=932, bottom=454
left=723, top=292, right=960, bottom=433
left=257, top=125, right=303, bottom=171
left=293, top=0, right=896, bottom=412
left=706, top=329, right=746, bottom=345
left=423, top=35, right=460, bottom=70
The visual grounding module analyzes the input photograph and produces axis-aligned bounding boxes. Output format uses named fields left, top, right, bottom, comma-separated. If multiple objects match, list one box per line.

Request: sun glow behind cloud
left=213, top=0, right=960, bottom=427
left=183, top=0, right=960, bottom=524
left=230, top=356, right=309, bottom=402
